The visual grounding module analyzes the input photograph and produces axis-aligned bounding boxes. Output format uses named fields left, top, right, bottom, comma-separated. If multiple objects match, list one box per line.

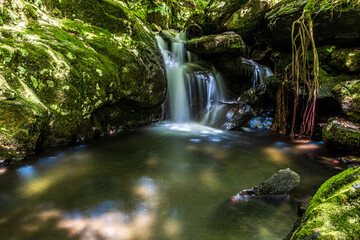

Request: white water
left=156, top=33, right=274, bottom=129
left=156, top=33, right=226, bottom=125
left=242, top=58, right=274, bottom=88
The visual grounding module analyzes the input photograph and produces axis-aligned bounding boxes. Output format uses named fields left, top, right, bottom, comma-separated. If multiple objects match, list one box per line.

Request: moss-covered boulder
left=322, top=118, right=360, bottom=154
left=332, top=80, right=360, bottom=123
left=199, top=0, right=249, bottom=34
left=224, top=0, right=269, bottom=40
left=0, top=0, right=167, bottom=163
left=286, top=167, right=360, bottom=239
left=184, top=31, right=247, bottom=55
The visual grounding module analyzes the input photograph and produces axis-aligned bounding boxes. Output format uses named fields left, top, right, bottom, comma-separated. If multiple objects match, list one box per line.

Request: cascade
left=156, top=33, right=274, bottom=129
left=241, top=58, right=274, bottom=88
left=156, top=33, right=226, bottom=125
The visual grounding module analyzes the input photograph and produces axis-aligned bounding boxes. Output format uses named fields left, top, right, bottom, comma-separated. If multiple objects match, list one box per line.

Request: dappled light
left=262, top=147, right=289, bottom=164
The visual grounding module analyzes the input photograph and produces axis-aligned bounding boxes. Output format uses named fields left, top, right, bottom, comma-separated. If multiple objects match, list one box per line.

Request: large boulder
left=199, top=0, right=249, bottom=34
left=322, top=118, right=360, bottom=154
left=185, top=31, right=247, bottom=55
left=285, top=167, right=360, bottom=240
left=332, top=80, right=360, bottom=123
left=266, top=0, right=360, bottom=50
left=232, top=168, right=300, bottom=201
left=0, top=0, right=167, bottom=163
left=224, top=0, right=269, bottom=40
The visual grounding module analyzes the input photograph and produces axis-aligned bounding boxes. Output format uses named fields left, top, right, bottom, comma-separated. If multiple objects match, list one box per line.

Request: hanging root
left=274, top=0, right=321, bottom=138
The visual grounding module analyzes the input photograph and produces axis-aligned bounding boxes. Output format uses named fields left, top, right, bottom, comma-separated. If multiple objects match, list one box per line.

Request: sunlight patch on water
left=17, top=166, right=36, bottom=179
left=262, top=147, right=289, bottom=165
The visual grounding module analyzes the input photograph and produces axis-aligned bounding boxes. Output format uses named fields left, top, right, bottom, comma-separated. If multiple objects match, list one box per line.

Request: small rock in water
left=232, top=168, right=300, bottom=201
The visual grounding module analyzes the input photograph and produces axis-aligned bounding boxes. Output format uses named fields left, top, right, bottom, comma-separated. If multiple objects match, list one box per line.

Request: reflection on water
left=0, top=123, right=338, bottom=240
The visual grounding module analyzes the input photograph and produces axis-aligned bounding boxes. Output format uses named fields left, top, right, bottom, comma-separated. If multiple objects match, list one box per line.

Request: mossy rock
left=329, top=48, right=360, bottom=73
left=0, top=0, right=166, bottom=163
left=224, top=0, right=269, bottom=40
left=185, top=31, right=247, bottom=55
left=322, top=118, right=360, bottom=154
left=199, top=0, right=249, bottom=34
left=286, top=167, right=360, bottom=239
left=332, top=80, right=360, bottom=123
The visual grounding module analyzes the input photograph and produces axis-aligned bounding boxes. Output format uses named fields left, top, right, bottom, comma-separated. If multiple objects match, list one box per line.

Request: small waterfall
left=241, top=58, right=274, bottom=88
left=156, top=33, right=226, bottom=125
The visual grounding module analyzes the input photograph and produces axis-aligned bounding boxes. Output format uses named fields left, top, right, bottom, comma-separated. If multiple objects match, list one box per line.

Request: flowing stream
left=0, top=34, right=339, bottom=240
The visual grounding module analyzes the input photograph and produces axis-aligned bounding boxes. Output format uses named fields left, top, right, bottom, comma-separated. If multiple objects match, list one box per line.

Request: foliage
left=125, top=0, right=209, bottom=29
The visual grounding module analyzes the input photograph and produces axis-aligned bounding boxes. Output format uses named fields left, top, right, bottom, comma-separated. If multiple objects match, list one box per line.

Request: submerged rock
left=285, top=167, right=360, bottom=240
left=322, top=118, right=360, bottom=154
left=232, top=168, right=300, bottom=201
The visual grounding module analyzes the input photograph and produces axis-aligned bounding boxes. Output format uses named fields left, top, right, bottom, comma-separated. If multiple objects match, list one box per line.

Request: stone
left=184, top=24, right=203, bottom=39
left=184, top=31, right=247, bottom=55
left=199, top=0, right=249, bottom=34
left=159, top=30, right=178, bottom=45
left=0, top=0, right=167, bottom=164
left=322, top=118, right=360, bottom=154
left=247, top=116, right=273, bottom=130
left=224, top=0, right=269, bottom=40
left=329, top=48, right=360, bottom=73
left=223, top=102, right=255, bottom=130
left=285, top=167, right=360, bottom=240
left=232, top=168, right=300, bottom=201
left=332, top=80, right=360, bottom=123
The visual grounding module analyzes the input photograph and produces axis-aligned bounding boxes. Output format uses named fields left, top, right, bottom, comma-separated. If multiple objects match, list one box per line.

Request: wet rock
left=332, top=80, right=360, bottom=123
left=159, top=30, right=178, bottom=45
left=247, top=115, right=273, bottom=130
left=322, top=118, right=360, bottom=154
left=184, top=24, right=203, bottom=39
left=223, top=102, right=255, bottom=130
left=185, top=31, right=247, bottom=55
left=285, top=167, right=360, bottom=240
left=238, top=83, right=267, bottom=107
left=232, top=168, right=300, bottom=201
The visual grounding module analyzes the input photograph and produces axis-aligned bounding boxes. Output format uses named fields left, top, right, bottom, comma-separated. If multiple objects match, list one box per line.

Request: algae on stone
left=0, top=0, right=167, bottom=163
left=286, top=167, right=360, bottom=239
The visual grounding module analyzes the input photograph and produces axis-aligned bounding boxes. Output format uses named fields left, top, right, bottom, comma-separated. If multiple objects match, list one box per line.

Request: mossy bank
left=286, top=167, right=360, bottom=239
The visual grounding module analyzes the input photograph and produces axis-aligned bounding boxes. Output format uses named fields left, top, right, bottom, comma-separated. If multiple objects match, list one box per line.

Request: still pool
left=0, top=123, right=338, bottom=240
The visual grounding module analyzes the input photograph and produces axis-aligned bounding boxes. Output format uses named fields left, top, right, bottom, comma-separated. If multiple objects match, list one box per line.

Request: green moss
left=322, top=118, right=360, bottom=152
left=0, top=0, right=166, bottom=162
left=290, top=167, right=360, bottom=239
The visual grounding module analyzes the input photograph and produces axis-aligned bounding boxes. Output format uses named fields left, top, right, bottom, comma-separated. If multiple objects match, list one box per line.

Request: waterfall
left=156, top=33, right=227, bottom=125
left=241, top=58, right=274, bottom=88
